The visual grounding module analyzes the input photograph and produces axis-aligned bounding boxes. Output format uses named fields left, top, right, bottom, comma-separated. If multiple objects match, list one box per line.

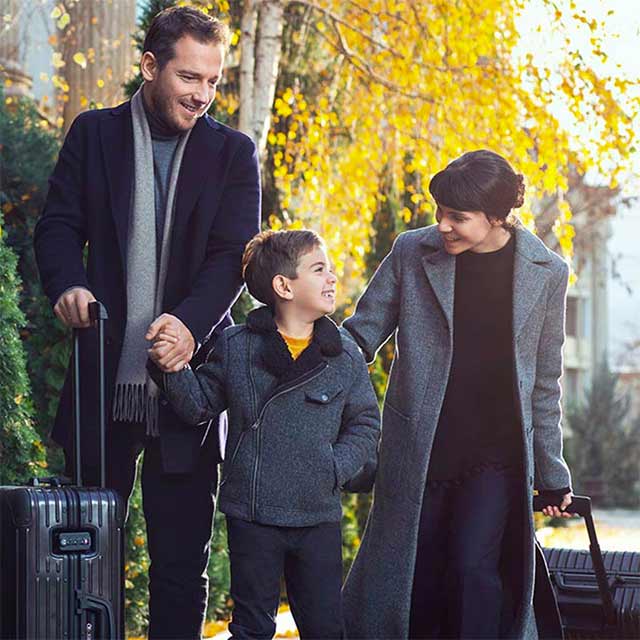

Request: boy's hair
left=429, top=149, right=524, bottom=227
left=143, top=6, right=230, bottom=70
left=242, top=229, right=324, bottom=307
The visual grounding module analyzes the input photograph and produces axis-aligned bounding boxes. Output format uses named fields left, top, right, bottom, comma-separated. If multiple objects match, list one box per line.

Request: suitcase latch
left=55, top=530, right=93, bottom=552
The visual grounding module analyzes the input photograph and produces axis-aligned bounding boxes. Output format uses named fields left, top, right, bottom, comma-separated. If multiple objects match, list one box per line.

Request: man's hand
left=146, top=314, right=195, bottom=373
left=54, top=287, right=96, bottom=328
left=541, top=491, right=574, bottom=518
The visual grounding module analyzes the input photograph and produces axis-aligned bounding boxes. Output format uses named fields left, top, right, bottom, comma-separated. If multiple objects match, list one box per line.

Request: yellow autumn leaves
left=258, top=0, right=637, bottom=298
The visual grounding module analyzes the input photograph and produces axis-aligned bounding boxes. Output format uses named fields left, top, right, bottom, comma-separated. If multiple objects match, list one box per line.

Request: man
left=34, top=7, right=261, bottom=638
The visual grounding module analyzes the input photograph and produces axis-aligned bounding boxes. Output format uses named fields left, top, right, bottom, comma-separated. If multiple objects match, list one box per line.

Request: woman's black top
left=426, top=233, right=523, bottom=485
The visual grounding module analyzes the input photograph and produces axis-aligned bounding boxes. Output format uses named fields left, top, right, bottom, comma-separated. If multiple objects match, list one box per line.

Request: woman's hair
left=428, top=150, right=525, bottom=226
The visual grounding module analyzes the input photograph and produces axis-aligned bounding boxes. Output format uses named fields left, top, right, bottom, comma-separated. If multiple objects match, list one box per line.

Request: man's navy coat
left=34, top=101, right=261, bottom=473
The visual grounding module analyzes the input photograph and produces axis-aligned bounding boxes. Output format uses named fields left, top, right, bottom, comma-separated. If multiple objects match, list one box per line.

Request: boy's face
left=279, top=245, right=337, bottom=319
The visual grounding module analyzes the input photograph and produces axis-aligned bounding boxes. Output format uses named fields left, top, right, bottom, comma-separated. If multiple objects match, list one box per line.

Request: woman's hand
left=541, top=491, right=574, bottom=518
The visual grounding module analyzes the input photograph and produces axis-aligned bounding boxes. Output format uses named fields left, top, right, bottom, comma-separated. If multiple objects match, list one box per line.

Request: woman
left=342, top=150, right=573, bottom=639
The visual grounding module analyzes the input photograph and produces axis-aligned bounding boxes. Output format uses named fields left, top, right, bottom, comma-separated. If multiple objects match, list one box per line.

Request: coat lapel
left=421, top=251, right=455, bottom=331
left=172, top=115, right=226, bottom=233
left=513, top=226, right=553, bottom=338
left=99, top=103, right=133, bottom=273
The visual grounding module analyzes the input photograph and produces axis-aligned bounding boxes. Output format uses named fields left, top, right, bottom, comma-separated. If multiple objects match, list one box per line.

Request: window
left=566, top=296, right=578, bottom=337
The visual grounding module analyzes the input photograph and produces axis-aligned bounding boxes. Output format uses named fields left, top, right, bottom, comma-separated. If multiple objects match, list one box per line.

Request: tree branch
left=291, top=0, right=404, bottom=59
left=311, top=23, right=435, bottom=103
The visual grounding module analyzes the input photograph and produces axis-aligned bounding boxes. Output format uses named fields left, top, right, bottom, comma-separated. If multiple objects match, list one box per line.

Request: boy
left=148, top=229, right=380, bottom=639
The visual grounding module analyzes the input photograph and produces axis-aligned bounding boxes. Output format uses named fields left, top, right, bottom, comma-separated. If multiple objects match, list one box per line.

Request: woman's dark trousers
left=226, top=517, right=343, bottom=639
left=409, top=466, right=520, bottom=639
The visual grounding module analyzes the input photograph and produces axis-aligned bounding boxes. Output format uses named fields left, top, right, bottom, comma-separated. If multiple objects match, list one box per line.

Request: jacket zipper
left=249, top=363, right=328, bottom=520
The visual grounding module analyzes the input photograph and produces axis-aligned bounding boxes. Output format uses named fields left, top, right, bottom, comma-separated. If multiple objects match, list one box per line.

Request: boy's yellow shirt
left=280, top=332, right=312, bottom=360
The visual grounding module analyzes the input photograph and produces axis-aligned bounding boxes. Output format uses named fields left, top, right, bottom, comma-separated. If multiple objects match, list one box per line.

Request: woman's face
left=435, top=203, right=508, bottom=254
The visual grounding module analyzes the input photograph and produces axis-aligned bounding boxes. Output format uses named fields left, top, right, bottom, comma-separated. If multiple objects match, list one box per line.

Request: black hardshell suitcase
left=0, top=302, right=125, bottom=639
left=534, top=495, right=640, bottom=639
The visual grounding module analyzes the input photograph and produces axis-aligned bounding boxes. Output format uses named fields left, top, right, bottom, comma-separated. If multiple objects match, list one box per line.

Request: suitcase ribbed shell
left=543, top=547, right=640, bottom=639
left=0, top=485, right=125, bottom=639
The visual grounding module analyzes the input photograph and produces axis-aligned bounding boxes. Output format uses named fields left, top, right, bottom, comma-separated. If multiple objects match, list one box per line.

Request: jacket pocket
left=377, top=403, right=411, bottom=498
left=304, top=384, right=343, bottom=405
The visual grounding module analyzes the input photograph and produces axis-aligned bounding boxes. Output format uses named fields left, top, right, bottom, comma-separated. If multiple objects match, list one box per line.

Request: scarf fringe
left=112, top=383, right=160, bottom=437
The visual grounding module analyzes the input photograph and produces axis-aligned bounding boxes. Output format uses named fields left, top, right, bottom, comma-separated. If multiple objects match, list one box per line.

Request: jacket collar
left=417, top=222, right=556, bottom=336
left=246, top=306, right=342, bottom=383
left=418, top=221, right=553, bottom=264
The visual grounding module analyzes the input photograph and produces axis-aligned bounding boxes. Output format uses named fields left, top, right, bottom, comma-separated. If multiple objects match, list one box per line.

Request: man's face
left=436, top=203, right=505, bottom=254
left=282, top=246, right=338, bottom=321
left=142, top=35, right=224, bottom=132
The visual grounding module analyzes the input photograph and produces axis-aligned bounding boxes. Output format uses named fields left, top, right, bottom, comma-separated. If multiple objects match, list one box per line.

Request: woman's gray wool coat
left=342, top=224, right=572, bottom=639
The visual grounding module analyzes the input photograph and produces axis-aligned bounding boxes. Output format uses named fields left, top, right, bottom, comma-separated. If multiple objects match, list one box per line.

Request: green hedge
left=0, top=90, right=67, bottom=476
left=0, top=210, right=47, bottom=483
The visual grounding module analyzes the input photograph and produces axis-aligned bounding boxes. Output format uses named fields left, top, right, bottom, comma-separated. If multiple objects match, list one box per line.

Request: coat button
left=321, top=394, right=329, bottom=402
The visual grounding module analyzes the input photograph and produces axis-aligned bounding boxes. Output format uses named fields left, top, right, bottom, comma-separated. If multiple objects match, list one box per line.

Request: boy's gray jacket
left=153, top=307, right=380, bottom=527
left=342, top=224, right=571, bottom=639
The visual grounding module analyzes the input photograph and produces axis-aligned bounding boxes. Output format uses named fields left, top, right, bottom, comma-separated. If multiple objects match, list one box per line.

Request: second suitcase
left=535, top=495, right=640, bottom=639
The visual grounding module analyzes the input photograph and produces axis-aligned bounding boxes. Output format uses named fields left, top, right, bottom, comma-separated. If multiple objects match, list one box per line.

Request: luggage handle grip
left=533, top=493, right=617, bottom=626
left=532, top=494, right=590, bottom=517
left=27, top=476, right=71, bottom=488
left=72, top=301, right=108, bottom=488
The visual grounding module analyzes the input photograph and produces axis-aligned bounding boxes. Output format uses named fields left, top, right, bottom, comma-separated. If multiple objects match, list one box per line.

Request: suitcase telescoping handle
left=72, top=301, right=109, bottom=489
left=533, top=494, right=616, bottom=626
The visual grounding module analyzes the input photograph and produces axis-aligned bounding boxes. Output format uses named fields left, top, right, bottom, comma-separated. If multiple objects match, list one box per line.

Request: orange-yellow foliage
left=265, top=0, right=638, bottom=283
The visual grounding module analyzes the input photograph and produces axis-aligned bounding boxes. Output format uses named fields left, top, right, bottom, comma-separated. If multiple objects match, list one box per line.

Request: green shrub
left=0, top=89, right=66, bottom=474
left=0, top=211, right=47, bottom=483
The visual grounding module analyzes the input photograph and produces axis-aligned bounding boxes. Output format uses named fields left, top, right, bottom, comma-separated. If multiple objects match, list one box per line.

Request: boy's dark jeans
left=226, top=517, right=343, bottom=639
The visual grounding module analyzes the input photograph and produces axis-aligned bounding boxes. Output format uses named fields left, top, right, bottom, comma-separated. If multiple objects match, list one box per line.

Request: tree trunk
left=252, top=0, right=285, bottom=153
left=238, top=0, right=258, bottom=138
left=238, top=0, right=285, bottom=154
left=60, top=0, right=136, bottom=131
left=0, top=0, right=32, bottom=97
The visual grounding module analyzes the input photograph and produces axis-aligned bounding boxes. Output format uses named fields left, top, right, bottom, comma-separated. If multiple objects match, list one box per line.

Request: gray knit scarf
left=112, top=86, right=193, bottom=436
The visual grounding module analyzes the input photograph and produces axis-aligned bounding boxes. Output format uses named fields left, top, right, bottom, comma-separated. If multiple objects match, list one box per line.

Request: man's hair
left=143, top=6, right=230, bottom=70
left=242, top=230, right=324, bottom=307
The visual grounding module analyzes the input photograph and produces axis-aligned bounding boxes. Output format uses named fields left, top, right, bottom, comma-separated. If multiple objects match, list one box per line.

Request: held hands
left=146, top=314, right=195, bottom=373
left=541, top=491, right=574, bottom=518
left=54, top=287, right=96, bottom=328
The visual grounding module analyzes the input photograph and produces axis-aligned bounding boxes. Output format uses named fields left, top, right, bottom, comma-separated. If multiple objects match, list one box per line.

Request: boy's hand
left=146, top=314, right=194, bottom=372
